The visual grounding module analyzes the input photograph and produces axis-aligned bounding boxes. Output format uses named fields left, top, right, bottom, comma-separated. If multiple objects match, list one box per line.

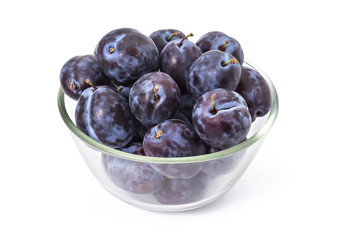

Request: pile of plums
left=60, top=28, right=271, bottom=204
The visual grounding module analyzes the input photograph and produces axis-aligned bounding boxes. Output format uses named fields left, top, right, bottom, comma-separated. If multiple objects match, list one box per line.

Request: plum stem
left=85, top=79, right=97, bottom=91
left=155, top=130, right=162, bottom=139
left=221, top=58, right=237, bottom=67
left=210, top=93, right=217, bottom=114
left=177, top=33, right=194, bottom=47
left=218, top=40, right=229, bottom=51
left=111, top=80, right=123, bottom=92
left=167, top=32, right=180, bottom=41
left=70, top=82, right=77, bottom=90
left=109, top=46, right=115, bottom=54
left=153, top=84, right=160, bottom=106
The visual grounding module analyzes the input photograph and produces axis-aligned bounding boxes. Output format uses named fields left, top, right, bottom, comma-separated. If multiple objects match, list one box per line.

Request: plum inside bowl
left=57, top=60, right=279, bottom=212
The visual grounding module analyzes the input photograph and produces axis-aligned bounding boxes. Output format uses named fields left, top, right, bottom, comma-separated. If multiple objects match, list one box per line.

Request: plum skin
left=129, top=72, right=181, bottom=125
left=60, top=55, right=110, bottom=100
left=102, top=153, right=164, bottom=194
left=149, top=29, right=185, bottom=54
left=235, top=66, right=272, bottom=121
left=94, top=28, right=159, bottom=86
left=178, top=94, right=196, bottom=122
left=143, top=119, right=205, bottom=178
left=196, top=31, right=244, bottom=65
left=187, top=50, right=241, bottom=100
left=153, top=172, right=210, bottom=204
left=192, top=89, right=251, bottom=149
left=75, top=86, right=134, bottom=148
left=118, top=142, right=146, bottom=156
left=159, top=39, right=202, bottom=94
left=202, top=147, right=247, bottom=176
left=143, top=119, right=206, bottom=158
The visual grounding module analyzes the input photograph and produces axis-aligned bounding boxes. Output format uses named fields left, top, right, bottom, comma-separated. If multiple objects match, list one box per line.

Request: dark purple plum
left=153, top=172, right=209, bottom=204
left=202, top=148, right=247, bottom=176
left=149, top=29, right=185, bottom=54
left=110, top=81, right=132, bottom=99
left=60, top=55, right=110, bottom=100
left=159, top=34, right=202, bottom=94
left=150, top=162, right=202, bottom=179
left=143, top=119, right=205, bottom=157
left=75, top=84, right=134, bottom=148
left=235, top=66, right=272, bottom=121
left=192, top=89, right=251, bottom=149
left=202, top=158, right=237, bottom=177
left=132, top=119, right=150, bottom=142
left=205, top=145, right=222, bottom=154
left=170, top=110, right=191, bottom=125
left=94, top=28, right=159, bottom=86
left=187, top=50, right=241, bottom=100
left=129, top=72, right=181, bottom=125
left=143, top=119, right=205, bottom=178
left=102, top=154, right=164, bottom=194
left=178, top=94, right=196, bottom=122
left=118, top=142, right=145, bottom=156
left=196, top=31, right=244, bottom=65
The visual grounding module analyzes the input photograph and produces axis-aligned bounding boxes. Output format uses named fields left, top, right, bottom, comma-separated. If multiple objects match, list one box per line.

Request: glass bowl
left=57, top=60, right=279, bottom=212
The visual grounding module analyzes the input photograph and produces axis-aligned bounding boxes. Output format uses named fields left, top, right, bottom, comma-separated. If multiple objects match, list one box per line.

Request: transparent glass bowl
left=57, top=61, right=279, bottom=212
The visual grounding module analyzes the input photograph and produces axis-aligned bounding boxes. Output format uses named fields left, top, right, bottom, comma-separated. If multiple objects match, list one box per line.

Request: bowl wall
left=58, top=61, right=279, bottom=212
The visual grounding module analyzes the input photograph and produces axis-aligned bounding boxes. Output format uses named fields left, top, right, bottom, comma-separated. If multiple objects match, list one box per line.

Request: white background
left=1, top=0, right=359, bottom=239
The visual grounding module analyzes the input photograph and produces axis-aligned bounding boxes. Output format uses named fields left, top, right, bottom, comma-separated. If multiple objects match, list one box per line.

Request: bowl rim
left=57, top=60, right=279, bottom=164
